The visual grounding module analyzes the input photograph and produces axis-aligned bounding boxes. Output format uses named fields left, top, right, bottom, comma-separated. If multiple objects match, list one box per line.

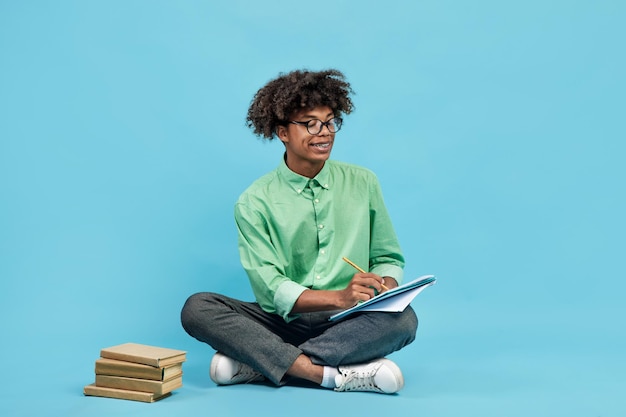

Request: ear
left=276, top=125, right=289, bottom=143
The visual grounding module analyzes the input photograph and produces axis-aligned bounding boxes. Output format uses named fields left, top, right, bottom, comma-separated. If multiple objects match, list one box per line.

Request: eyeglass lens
left=307, top=118, right=341, bottom=134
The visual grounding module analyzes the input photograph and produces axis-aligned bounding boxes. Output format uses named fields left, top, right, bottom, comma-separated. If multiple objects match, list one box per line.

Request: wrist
left=383, top=276, right=399, bottom=289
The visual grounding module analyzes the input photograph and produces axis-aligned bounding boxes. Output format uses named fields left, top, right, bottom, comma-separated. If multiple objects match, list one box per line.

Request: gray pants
left=180, top=292, right=418, bottom=385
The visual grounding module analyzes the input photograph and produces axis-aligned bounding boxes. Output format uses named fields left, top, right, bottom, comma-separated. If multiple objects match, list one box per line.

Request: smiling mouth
left=311, top=143, right=331, bottom=149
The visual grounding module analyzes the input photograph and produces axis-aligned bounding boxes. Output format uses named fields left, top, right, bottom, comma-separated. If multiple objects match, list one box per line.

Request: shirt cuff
left=274, top=280, right=308, bottom=322
left=370, top=264, right=404, bottom=285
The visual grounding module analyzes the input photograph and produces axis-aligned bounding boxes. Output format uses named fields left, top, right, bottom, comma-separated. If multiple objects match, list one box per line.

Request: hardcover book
left=84, top=384, right=171, bottom=403
left=94, top=374, right=183, bottom=396
left=100, top=343, right=186, bottom=368
left=95, top=358, right=183, bottom=381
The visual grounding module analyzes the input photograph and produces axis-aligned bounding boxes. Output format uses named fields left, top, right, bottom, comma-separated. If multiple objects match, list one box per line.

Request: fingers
left=348, top=273, right=384, bottom=299
left=352, top=285, right=377, bottom=301
left=351, top=272, right=384, bottom=290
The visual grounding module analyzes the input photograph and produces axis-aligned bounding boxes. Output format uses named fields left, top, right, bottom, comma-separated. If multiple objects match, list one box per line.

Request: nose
left=318, top=123, right=332, bottom=136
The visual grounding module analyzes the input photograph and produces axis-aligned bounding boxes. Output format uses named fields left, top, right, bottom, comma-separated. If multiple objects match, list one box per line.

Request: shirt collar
left=313, top=163, right=331, bottom=190
left=278, top=156, right=331, bottom=194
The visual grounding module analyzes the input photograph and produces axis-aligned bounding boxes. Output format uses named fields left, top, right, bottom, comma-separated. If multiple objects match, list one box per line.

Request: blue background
left=1, top=1, right=624, bottom=416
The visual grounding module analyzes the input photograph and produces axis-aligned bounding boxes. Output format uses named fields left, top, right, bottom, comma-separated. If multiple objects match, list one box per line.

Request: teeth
left=312, top=143, right=330, bottom=148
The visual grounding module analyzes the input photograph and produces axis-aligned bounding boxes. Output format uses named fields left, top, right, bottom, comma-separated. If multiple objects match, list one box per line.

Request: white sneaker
left=209, top=352, right=265, bottom=385
left=335, top=358, right=404, bottom=394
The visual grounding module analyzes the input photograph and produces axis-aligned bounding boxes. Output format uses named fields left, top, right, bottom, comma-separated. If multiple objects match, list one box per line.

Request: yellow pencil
left=342, top=257, right=389, bottom=291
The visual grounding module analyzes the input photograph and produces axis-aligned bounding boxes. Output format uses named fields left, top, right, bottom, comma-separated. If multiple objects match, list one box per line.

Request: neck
left=284, top=155, right=324, bottom=178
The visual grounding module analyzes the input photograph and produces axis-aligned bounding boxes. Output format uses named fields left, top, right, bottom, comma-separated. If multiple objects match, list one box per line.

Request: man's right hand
left=336, top=272, right=386, bottom=308
left=290, top=272, right=386, bottom=313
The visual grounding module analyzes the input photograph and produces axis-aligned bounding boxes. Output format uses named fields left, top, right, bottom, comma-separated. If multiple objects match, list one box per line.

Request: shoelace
left=336, top=363, right=384, bottom=392
left=232, top=363, right=263, bottom=384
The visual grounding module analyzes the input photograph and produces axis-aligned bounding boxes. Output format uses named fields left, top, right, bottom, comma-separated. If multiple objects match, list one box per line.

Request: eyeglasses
left=289, top=117, right=343, bottom=135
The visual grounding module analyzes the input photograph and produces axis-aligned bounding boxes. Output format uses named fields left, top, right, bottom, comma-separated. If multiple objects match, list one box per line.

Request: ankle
left=286, top=354, right=324, bottom=385
left=320, top=366, right=339, bottom=389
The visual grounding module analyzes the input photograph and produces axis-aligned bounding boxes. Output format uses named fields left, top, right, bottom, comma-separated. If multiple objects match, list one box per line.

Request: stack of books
left=84, top=343, right=187, bottom=403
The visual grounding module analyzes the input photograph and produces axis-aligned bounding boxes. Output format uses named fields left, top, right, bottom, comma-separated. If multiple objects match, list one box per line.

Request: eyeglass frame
left=287, top=117, right=343, bottom=135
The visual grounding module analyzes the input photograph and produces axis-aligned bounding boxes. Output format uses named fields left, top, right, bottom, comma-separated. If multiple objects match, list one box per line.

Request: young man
left=181, top=69, right=417, bottom=394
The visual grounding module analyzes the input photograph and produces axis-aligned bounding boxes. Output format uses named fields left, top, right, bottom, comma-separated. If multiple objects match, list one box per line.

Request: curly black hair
left=246, top=69, right=355, bottom=140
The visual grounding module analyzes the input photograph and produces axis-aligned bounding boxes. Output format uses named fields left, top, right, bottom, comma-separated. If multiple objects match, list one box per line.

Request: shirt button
left=318, top=224, right=324, bottom=229
left=314, top=199, right=319, bottom=203
left=320, top=249, right=326, bottom=254
left=316, top=275, right=321, bottom=280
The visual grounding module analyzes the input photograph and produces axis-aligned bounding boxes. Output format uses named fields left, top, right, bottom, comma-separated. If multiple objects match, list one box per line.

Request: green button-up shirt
left=234, top=158, right=404, bottom=322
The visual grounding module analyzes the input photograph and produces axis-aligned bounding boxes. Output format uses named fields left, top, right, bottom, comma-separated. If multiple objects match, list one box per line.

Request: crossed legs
left=181, top=292, right=418, bottom=386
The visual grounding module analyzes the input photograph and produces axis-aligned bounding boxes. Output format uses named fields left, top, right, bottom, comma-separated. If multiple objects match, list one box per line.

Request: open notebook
left=329, top=275, right=436, bottom=322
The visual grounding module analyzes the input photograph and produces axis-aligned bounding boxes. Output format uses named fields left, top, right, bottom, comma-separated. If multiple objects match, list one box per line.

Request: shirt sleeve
left=234, top=201, right=306, bottom=322
left=367, top=174, right=405, bottom=283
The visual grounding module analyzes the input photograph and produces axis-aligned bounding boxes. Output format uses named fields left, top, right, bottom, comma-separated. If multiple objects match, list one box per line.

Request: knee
left=393, top=307, right=418, bottom=344
left=180, top=293, right=200, bottom=333
left=180, top=292, right=218, bottom=334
